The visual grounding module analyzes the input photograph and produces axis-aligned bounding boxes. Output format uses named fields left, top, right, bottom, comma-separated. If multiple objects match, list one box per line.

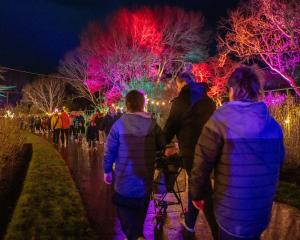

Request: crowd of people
left=103, top=66, right=284, bottom=240
left=17, top=107, right=122, bottom=149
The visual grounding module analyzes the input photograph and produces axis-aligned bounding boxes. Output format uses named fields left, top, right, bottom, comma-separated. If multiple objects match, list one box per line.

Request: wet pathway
left=55, top=138, right=300, bottom=240
left=58, top=139, right=212, bottom=240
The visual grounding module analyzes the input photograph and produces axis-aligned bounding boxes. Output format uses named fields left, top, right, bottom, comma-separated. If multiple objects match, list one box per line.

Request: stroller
left=152, top=151, right=186, bottom=237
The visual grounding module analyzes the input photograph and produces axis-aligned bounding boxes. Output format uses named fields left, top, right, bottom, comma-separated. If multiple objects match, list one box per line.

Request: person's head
left=125, top=90, right=145, bottom=113
left=228, top=66, right=262, bottom=102
left=96, top=109, right=100, bottom=115
left=176, top=72, right=195, bottom=93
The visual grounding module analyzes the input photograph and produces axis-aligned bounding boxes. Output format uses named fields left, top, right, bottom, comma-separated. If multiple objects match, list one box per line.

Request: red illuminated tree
left=218, top=0, right=300, bottom=95
left=79, top=12, right=161, bottom=104
left=61, top=7, right=210, bottom=105
left=192, top=57, right=239, bottom=105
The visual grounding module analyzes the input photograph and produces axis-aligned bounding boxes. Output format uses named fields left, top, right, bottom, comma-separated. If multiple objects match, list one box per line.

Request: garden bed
left=0, top=143, right=32, bottom=238
left=4, top=134, right=96, bottom=240
left=277, top=166, right=300, bottom=209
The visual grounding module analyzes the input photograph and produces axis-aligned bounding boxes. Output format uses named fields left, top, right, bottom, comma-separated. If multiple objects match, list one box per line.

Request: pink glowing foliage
left=105, top=86, right=122, bottom=106
left=264, top=93, right=286, bottom=107
left=85, top=57, right=106, bottom=93
left=192, top=58, right=237, bottom=100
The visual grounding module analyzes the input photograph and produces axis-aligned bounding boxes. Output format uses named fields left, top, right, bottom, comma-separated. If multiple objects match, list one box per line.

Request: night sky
left=0, top=0, right=239, bottom=74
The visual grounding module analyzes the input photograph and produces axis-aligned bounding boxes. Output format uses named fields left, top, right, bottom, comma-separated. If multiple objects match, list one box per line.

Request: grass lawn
left=5, top=134, right=96, bottom=240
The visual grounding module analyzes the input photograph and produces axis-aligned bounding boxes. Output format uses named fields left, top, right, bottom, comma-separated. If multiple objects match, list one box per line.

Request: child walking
left=103, top=90, right=165, bottom=240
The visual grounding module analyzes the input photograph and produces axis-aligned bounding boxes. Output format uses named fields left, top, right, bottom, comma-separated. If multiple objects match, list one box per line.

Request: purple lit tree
left=218, top=0, right=300, bottom=96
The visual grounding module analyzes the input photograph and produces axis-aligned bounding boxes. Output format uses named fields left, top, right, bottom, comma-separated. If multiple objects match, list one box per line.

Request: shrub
left=268, top=94, right=300, bottom=167
left=0, top=117, right=25, bottom=177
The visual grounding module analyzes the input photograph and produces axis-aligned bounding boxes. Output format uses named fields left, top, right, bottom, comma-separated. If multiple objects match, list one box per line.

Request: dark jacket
left=191, top=101, right=284, bottom=238
left=101, top=113, right=118, bottom=136
left=103, top=112, right=165, bottom=198
left=86, top=125, right=98, bottom=141
left=94, top=114, right=103, bottom=130
left=163, top=82, right=216, bottom=173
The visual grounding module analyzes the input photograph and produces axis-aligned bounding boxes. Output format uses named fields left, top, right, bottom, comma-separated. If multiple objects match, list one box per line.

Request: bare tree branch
left=22, top=75, right=66, bottom=113
left=218, top=0, right=300, bottom=95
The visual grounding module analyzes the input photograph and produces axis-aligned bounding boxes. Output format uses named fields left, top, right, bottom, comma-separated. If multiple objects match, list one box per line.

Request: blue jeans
left=113, top=193, right=149, bottom=240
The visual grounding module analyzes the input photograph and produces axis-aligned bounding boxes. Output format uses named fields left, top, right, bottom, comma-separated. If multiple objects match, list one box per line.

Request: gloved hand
left=104, top=172, right=113, bottom=184
left=192, top=200, right=204, bottom=211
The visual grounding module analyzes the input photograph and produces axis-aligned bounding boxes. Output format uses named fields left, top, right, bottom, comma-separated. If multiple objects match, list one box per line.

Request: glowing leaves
left=192, top=58, right=239, bottom=102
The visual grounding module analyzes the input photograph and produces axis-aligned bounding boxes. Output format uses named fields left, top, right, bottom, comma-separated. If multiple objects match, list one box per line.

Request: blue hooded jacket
left=191, top=101, right=284, bottom=238
left=103, top=112, right=164, bottom=198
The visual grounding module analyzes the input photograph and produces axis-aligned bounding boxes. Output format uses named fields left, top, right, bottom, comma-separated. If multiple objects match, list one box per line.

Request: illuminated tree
left=218, top=0, right=300, bottom=95
left=59, top=49, right=99, bottom=106
left=192, top=57, right=239, bottom=104
left=61, top=7, right=210, bottom=105
left=22, top=76, right=65, bottom=113
left=155, top=6, right=210, bottom=82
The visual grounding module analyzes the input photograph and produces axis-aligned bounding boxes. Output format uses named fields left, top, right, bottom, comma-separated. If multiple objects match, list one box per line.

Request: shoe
left=179, top=214, right=195, bottom=233
left=180, top=214, right=195, bottom=240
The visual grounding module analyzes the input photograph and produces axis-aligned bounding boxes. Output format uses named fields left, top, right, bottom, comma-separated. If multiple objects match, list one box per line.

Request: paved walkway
left=56, top=138, right=300, bottom=240
left=58, top=139, right=212, bottom=240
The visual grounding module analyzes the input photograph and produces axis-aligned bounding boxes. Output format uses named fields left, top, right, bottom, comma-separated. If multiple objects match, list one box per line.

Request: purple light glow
left=264, top=93, right=286, bottom=107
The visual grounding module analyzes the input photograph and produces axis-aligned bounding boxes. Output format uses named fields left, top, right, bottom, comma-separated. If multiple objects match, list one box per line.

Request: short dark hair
left=125, top=90, right=145, bottom=112
left=176, top=72, right=195, bottom=85
left=228, top=66, right=261, bottom=101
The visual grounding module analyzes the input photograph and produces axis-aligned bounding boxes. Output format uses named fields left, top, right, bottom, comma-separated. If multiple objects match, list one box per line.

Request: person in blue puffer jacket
left=103, top=90, right=165, bottom=240
left=190, top=66, right=285, bottom=240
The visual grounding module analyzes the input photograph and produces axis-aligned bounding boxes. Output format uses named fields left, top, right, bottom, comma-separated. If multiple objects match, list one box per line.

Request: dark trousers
left=61, top=128, right=69, bottom=145
left=113, top=194, right=149, bottom=240
left=219, top=228, right=261, bottom=240
left=185, top=170, right=218, bottom=240
left=53, top=129, right=60, bottom=144
left=88, top=139, right=96, bottom=148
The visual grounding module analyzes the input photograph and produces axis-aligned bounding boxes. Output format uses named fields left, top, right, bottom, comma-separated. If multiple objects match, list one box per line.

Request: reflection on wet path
left=59, top=142, right=124, bottom=239
left=56, top=138, right=300, bottom=240
left=57, top=140, right=212, bottom=239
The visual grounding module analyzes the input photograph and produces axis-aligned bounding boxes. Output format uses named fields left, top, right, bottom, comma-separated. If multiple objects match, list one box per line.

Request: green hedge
left=5, top=134, right=95, bottom=240
left=276, top=181, right=300, bottom=209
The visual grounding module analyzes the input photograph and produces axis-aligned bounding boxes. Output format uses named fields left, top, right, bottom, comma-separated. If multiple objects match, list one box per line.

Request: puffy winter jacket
left=191, top=101, right=284, bottom=238
left=61, top=112, right=70, bottom=129
left=51, top=114, right=62, bottom=130
left=163, top=82, right=215, bottom=173
left=103, top=112, right=165, bottom=198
